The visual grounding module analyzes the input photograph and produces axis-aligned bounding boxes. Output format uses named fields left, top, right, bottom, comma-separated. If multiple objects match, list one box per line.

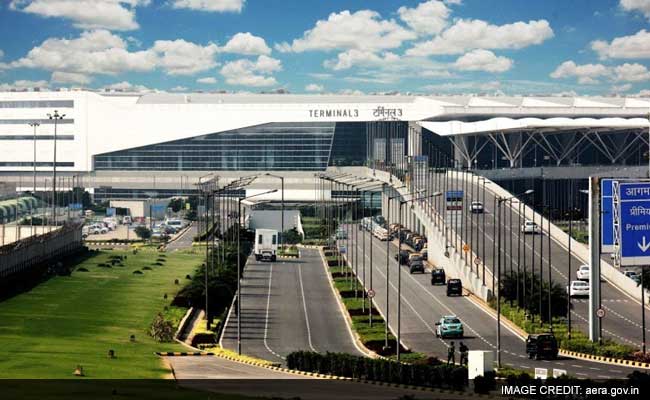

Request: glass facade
left=0, top=118, right=74, bottom=125
left=0, top=100, right=74, bottom=108
left=0, top=135, right=74, bottom=140
left=95, top=122, right=369, bottom=172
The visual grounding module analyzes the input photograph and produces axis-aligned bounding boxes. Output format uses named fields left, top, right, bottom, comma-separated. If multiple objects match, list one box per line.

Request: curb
left=155, top=351, right=215, bottom=356
left=559, top=349, right=650, bottom=370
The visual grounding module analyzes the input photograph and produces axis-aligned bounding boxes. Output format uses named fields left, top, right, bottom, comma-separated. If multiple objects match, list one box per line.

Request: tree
left=283, top=228, right=303, bottom=244
left=134, top=226, right=152, bottom=240
left=168, top=198, right=184, bottom=213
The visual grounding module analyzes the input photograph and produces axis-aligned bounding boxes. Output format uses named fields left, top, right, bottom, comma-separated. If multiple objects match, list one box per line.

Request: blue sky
left=1, top=0, right=650, bottom=95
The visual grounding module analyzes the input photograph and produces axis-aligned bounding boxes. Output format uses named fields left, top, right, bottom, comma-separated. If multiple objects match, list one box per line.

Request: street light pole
left=47, top=111, right=65, bottom=228
left=28, top=121, right=39, bottom=237
left=265, top=173, right=285, bottom=249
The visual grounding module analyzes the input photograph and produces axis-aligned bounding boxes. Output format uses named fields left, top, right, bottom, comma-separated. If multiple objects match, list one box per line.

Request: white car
left=625, top=270, right=641, bottom=283
left=521, top=220, right=541, bottom=234
left=470, top=201, right=484, bottom=213
left=576, top=265, right=590, bottom=280
left=568, top=280, right=590, bottom=297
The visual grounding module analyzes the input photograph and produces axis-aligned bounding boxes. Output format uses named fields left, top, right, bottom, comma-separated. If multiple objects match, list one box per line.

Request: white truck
left=254, top=229, right=278, bottom=262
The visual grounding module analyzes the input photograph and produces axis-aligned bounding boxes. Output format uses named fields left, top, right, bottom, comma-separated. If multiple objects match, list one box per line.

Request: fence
left=0, top=222, right=83, bottom=279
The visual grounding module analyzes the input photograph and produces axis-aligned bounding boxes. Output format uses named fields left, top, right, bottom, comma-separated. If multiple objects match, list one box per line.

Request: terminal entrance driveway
left=221, top=248, right=363, bottom=363
left=345, top=227, right=643, bottom=379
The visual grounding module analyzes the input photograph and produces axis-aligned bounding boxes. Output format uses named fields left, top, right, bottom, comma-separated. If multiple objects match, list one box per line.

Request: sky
left=0, top=0, right=650, bottom=96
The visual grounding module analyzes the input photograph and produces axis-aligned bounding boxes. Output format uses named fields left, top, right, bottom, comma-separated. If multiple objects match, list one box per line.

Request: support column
left=588, top=176, right=601, bottom=342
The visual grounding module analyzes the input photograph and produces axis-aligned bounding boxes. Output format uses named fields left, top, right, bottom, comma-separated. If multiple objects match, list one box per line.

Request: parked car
left=446, top=278, right=463, bottom=296
left=336, top=229, right=348, bottom=240
left=470, top=201, right=484, bottom=213
left=568, top=280, right=590, bottom=297
left=431, top=268, right=446, bottom=285
left=395, top=250, right=411, bottom=265
left=576, top=265, right=590, bottom=280
left=421, top=247, right=428, bottom=261
left=435, top=316, right=464, bottom=338
left=409, top=259, right=425, bottom=274
left=408, top=253, right=423, bottom=264
left=526, top=333, right=558, bottom=360
left=521, top=220, right=542, bottom=234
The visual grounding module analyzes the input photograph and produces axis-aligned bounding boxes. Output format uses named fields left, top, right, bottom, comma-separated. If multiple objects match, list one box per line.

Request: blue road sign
left=68, top=203, right=83, bottom=210
left=601, top=179, right=615, bottom=253
left=339, top=245, right=347, bottom=254
left=106, top=207, right=116, bottom=217
left=618, top=182, right=650, bottom=266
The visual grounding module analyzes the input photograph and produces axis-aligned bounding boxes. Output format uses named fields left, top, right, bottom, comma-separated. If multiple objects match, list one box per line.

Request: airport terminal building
left=0, top=89, right=649, bottom=202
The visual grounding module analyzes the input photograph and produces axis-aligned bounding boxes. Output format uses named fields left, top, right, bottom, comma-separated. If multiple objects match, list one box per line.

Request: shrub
left=76, top=267, right=89, bottom=272
left=134, top=226, right=152, bottom=240
left=142, top=266, right=152, bottom=270
left=473, top=371, right=496, bottom=394
left=132, top=270, right=143, bottom=275
left=149, top=313, right=174, bottom=342
left=286, top=351, right=466, bottom=389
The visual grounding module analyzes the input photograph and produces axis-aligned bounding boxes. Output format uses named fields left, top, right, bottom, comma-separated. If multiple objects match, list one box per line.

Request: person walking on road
left=459, top=342, right=468, bottom=366
left=447, top=341, right=455, bottom=365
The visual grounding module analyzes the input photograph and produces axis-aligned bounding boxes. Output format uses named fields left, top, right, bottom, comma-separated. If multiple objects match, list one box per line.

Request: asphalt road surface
left=343, top=226, right=644, bottom=379
left=166, top=224, right=197, bottom=251
left=417, top=173, right=650, bottom=350
left=221, top=247, right=363, bottom=363
left=168, top=356, right=468, bottom=400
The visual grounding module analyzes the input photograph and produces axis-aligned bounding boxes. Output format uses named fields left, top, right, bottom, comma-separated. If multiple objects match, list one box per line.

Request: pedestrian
left=447, top=341, right=455, bottom=365
left=459, top=342, right=468, bottom=366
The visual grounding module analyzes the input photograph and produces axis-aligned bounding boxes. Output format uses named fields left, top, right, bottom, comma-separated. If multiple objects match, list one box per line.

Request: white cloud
left=169, top=85, right=188, bottom=92
left=0, top=50, right=4, bottom=59
left=632, top=89, right=650, bottom=97
left=592, top=30, right=650, bottom=59
left=51, top=71, right=91, bottom=84
left=9, top=0, right=149, bottom=31
left=423, top=80, right=502, bottom=93
left=397, top=0, right=452, bottom=36
left=324, top=50, right=399, bottom=71
left=305, top=83, right=324, bottom=92
left=151, top=39, right=219, bottom=75
left=407, top=19, right=553, bottom=56
left=103, top=80, right=151, bottom=91
left=611, top=83, right=633, bottom=93
left=221, top=32, right=271, bottom=55
left=0, top=79, right=49, bottom=91
left=454, top=49, right=513, bottom=73
left=614, top=63, right=650, bottom=81
left=170, top=0, right=244, bottom=12
left=620, top=0, right=650, bottom=19
left=550, top=60, right=610, bottom=84
left=4, top=30, right=156, bottom=75
left=220, top=55, right=282, bottom=87
left=276, top=10, right=416, bottom=53
left=308, top=73, right=333, bottom=80
left=197, top=76, right=217, bottom=84
left=338, top=88, right=364, bottom=95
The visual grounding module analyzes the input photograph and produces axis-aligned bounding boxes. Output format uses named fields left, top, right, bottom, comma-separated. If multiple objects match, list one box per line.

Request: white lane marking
left=571, top=310, right=638, bottom=346
left=264, top=262, right=285, bottom=361
left=571, top=364, right=583, bottom=368
left=298, top=261, right=317, bottom=353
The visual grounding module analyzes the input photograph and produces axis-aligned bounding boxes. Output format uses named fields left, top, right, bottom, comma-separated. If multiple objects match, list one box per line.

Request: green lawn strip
left=277, top=245, right=299, bottom=257
left=498, top=301, right=638, bottom=359
left=330, top=266, right=427, bottom=362
left=0, top=249, right=203, bottom=378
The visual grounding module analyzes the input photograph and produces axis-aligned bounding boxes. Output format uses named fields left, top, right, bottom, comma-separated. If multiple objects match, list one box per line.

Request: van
left=254, top=229, right=278, bottom=261
left=165, top=219, right=184, bottom=230
left=526, top=333, right=558, bottom=360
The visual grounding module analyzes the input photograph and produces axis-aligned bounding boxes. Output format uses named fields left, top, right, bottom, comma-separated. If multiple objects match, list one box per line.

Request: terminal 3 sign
left=308, top=106, right=404, bottom=119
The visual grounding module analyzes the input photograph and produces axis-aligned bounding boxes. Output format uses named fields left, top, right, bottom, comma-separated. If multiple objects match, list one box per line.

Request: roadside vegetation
left=325, top=248, right=427, bottom=362
left=302, top=216, right=333, bottom=246
left=0, top=248, right=202, bottom=378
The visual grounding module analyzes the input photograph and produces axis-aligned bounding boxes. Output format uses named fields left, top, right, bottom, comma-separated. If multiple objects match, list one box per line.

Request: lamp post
left=198, top=173, right=215, bottom=329
left=496, top=189, right=534, bottom=367
left=47, top=111, right=65, bottom=228
left=265, top=173, right=285, bottom=249
left=28, top=122, right=39, bottom=237
left=396, top=191, right=442, bottom=360
left=237, top=188, right=278, bottom=355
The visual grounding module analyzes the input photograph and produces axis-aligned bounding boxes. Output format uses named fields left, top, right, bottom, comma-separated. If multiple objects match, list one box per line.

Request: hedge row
left=286, top=351, right=467, bottom=390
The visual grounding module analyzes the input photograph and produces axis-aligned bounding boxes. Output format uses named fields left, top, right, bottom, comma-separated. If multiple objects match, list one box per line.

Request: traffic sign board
left=463, top=244, right=470, bottom=253
left=596, top=308, right=606, bottom=318
left=474, top=257, right=481, bottom=265
left=367, top=289, right=376, bottom=298
left=552, top=369, right=567, bottom=378
left=534, top=368, right=548, bottom=379
left=601, top=179, right=615, bottom=253
left=617, top=182, right=650, bottom=266
left=339, top=245, right=347, bottom=254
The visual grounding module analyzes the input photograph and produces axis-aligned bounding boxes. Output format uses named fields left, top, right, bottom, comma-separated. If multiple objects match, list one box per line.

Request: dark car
left=446, top=279, right=462, bottom=296
left=526, top=333, right=558, bottom=360
left=409, top=259, right=425, bottom=274
left=431, top=268, right=446, bottom=285
left=394, top=250, right=411, bottom=265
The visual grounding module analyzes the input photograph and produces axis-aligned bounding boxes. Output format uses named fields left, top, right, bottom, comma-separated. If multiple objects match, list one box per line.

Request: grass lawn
left=0, top=248, right=203, bottom=378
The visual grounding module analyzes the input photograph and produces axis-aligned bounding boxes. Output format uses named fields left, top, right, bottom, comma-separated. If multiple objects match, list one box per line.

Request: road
left=418, top=173, right=649, bottom=350
left=343, top=226, right=644, bottom=379
left=166, top=223, right=197, bottom=251
left=221, top=247, right=363, bottom=363
left=167, top=356, right=466, bottom=399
